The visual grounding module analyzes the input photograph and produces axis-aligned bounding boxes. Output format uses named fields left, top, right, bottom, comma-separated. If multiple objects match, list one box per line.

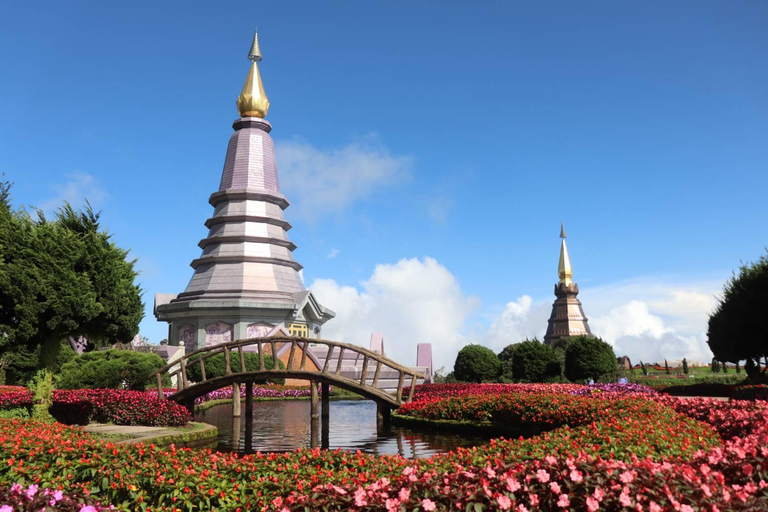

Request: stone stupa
left=155, top=30, right=335, bottom=353
left=543, top=223, right=593, bottom=345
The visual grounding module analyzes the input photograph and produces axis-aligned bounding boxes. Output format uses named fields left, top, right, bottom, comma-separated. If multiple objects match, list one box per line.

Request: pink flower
left=529, top=494, right=540, bottom=506
left=354, top=487, right=367, bottom=507
left=536, top=469, right=550, bottom=483
left=517, top=505, right=529, bottom=512
left=545, top=456, right=557, bottom=464
left=0, top=506, right=13, bottom=512
left=620, top=471, right=634, bottom=484
left=422, top=499, right=436, bottom=511
left=586, top=496, right=600, bottom=512
left=497, top=495, right=512, bottom=510
left=680, top=506, right=694, bottom=512
left=399, top=487, right=410, bottom=502
left=386, top=498, right=400, bottom=512
left=25, top=485, right=38, bottom=498
left=743, top=463, right=754, bottom=476
left=507, top=477, right=521, bottom=492
left=557, top=494, right=570, bottom=508
left=79, top=507, right=98, bottom=512
left=53, top=490, right=63, bottom=501
left=550, top=482, right=561, bottom=494
left=619, top=492, right=632, bottom=507
left=593, top=487, right=604, bottom=502
left=570, top=469, right=583, bottom=482
left=649, top=502, right=662, bottom=512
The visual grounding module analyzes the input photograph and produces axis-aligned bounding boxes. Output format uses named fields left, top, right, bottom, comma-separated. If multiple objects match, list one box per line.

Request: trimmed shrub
left=186, top=352, right=285, bottom=385
left=497, top=344, right=520, bottom=381
left=453, top=344, right=501, bottom=383
left=508, top=340, right=561, bottom=382
left=563, top=335, right=617, bottom=382
left=56, top=350, right=171, bottom=391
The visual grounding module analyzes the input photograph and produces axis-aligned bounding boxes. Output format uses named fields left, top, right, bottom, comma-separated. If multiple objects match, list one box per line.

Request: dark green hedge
left=56, top=350, right=171, bottom=391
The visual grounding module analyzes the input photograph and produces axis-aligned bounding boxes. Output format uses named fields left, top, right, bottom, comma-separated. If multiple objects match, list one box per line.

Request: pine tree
left=711, top=358, right=721, bottom=373
left=682, top=358, right=689, bottom=375
left=665, top=359, right=670, bottom=375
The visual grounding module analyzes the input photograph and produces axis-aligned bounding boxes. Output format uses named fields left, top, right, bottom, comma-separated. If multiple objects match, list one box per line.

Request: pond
left=195, top=400, right=489, bottom=459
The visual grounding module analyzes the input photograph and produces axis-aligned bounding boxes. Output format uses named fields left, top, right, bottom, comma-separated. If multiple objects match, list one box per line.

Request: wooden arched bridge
left=150, top=336, right=426, bottom=425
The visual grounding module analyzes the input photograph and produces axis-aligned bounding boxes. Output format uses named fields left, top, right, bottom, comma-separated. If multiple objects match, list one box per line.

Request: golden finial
left=237, top=28, right=270, bottom=118
left=558, top=223, right=573, bottom=285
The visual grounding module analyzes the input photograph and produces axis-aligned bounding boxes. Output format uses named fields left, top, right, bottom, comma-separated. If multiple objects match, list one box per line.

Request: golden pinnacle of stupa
left=558, top=221, right=573, bottom=286
left=237, top=29, right=270, bottom=118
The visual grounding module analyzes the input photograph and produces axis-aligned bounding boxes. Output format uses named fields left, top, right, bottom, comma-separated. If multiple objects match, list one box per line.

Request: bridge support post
left=321, top=383, right=330, bottom=422
left=245, top=380, right=254, bottom=453
left=310, top=381, right=319, bottom=421
left=377, top=402, right=391, bottom=429
left=232, top=383, right=241, bottom=418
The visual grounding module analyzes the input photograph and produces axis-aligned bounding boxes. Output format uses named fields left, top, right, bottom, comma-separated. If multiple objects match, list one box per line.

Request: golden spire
left=558, top=222, right=573, bottom=285
left=237, top=29, right=270, bottom=118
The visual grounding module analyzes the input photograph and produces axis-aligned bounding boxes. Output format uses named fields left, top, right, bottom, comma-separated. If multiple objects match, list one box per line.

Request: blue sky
left=1, top=2, right=766, bottom=369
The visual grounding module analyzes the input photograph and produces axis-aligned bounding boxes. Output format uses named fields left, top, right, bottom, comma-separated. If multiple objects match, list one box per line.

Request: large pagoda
left=543, top=223, right=593, bottom=345
left=155, top=30, right=335, bottom=353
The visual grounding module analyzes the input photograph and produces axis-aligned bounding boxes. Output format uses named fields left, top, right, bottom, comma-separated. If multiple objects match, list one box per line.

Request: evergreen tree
left=711, top=358, right=721, bottom=373
left=0, top=181, right=143, bottom=383
left=664, top=359, right=670, bottom=375
left=682, top=358, right=689, bottom=375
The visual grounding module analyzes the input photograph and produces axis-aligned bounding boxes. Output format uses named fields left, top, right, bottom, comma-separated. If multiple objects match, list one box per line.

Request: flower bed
left=0, top=389, right=190, bottom=427
left=404, top=382, right=584, bottom=400
left=0, top=483, right=112, bottom=511
left=3, top=385, right=768, bottom=510
left=194, top=385, right=313, bottom=405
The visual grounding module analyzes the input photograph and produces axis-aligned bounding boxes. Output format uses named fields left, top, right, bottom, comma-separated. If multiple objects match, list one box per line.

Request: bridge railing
left=151, top=336, right=425, bottom=405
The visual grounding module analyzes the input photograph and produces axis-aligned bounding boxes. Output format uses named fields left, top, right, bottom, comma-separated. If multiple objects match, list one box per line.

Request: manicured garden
left=2, top=382, right=768, bottom=510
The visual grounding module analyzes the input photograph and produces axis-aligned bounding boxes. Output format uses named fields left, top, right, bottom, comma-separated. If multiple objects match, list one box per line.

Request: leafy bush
left=453, top=344, right=501, bottom=383
left=56, top=350, right=170, bottom=390
left=497, top=344, right=519, bottom=381
left=0, top=407, right=29, bottom=419
left=186, top=352, right=285, bottom=385
left=30, top=369, right=54, bottom=422
left=563, top=335, right=617, bottom=382
left=508, top=340, right=561, bottom=382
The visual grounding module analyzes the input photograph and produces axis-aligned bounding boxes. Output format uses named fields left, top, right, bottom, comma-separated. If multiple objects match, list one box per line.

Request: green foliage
left=56, top=350, right=170, bottom=391
left=497, top=343, right=520, bottom=381
left=30, top=369, right=54, bottom=422
left=711, top=358, right=721, bottom=373
left=507, top=339, right=561, bottom=383
left=432, top=367, right=457, bottom=383
left=640, top=360, right=648, bottom=376
left=682, top=358, right=689, bottom=375
left=453, top=344, right=501, bottom=383
left=185, top=352, right=285, bottom=385
left=0, top=407, right=29, bottom=419
left=707, top=250, right=768, bottom=365
left=664, top=359, right=670, bottom=375
left=0, top=182, right=143, bottom=384
left=563, top=335, right=617, bottom=382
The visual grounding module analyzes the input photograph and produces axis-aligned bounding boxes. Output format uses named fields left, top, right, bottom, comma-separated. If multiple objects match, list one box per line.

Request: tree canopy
left=504, top=339, right=561, bottom=382
left=563, top=335, right=617, bottom=382
left=707, top=251, right=768, bottom=368
left=0, top=180, right=144, bottom=384
left=453, top=344, right=501, bottom=383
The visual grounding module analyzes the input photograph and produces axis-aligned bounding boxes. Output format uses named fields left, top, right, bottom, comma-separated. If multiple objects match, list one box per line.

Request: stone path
left=84, top=422, right=217, bottom=444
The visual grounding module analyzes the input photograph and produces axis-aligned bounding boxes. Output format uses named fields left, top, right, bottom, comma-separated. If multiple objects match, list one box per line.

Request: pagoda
left=543, top=223, right=593, bottom=345
left=155, top=30, right=335, bottom=353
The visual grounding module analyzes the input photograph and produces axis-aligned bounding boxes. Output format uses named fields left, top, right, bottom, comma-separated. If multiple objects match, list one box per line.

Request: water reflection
left=196, top=400, right=488, bottom=459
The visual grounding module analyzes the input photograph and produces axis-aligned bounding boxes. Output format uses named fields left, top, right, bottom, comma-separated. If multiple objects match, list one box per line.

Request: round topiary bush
left=56, top=350, right=171, bottom=391
left=509, top=340, right=562, bottom=382
left=186, top=352, right=285, bottom=385
left=563, top=335, right=617, bottom=382
left=453, top=344, right=501, bottom=383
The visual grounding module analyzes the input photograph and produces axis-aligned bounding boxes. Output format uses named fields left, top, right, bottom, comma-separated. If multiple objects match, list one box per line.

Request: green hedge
left=56, top=350, right=171, bottom=391
left=186, top=352, right=285, bottom=385
left=564, top=336, right=617, bottom=382
left=453, top=345, right=501, bottom=383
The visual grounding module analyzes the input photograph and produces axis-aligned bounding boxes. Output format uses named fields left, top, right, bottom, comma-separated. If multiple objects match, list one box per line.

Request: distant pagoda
left=155, top=30, right=334, bottom=353
left=543, top=223, right=593, bottom=345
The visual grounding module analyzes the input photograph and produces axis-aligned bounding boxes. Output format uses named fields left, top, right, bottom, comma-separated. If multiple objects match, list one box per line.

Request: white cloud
left=427, top=196, right=454, bottom=223
left=310, top=257, right=479, bottom=370
left=310, top=258, right=725, bottom=373
left=276, top=135, right=412, bottom=220
left=327, top=248, right=340, bottom=259
left=38, top=171, right=107, bottom=215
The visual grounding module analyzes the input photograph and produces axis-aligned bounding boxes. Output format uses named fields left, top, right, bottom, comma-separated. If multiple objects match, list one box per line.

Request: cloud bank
left=311, top=259, right=724, bottom=371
